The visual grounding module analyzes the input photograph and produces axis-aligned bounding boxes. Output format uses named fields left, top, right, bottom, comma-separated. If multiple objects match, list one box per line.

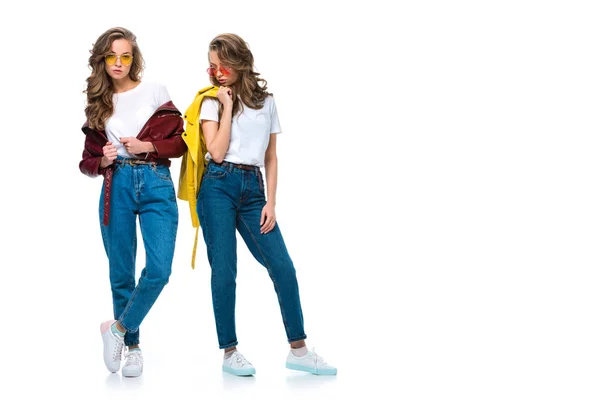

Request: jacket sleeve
left=79, top=132, right=107, bottom=177
left=147, top=114, right=187, bottom=159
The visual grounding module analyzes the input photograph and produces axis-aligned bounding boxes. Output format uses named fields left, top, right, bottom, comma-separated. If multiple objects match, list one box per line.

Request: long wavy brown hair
left=84, top=27, right=144, bottom=130
left=208, top=33, right=270, bottom=119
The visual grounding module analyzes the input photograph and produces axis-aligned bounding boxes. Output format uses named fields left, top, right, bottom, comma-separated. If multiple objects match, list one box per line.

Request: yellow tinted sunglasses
left=105, top=54, right=133, bottom=66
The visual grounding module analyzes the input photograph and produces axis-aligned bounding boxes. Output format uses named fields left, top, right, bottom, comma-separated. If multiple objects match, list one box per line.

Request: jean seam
left=118, top=218, right=139, bottom=331
left=200, top=194, right=227, bottom=347
left=119, top=280, right=141, bottom=333
left=118, top=317, right=138, bottom=334
left=239, top=214, right=291, bottom=339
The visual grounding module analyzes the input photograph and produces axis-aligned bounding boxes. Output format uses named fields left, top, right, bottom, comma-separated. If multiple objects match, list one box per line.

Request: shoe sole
left=123, top=369, right=143, bottom=378
left=285, top=362, right=337, bottom=375
left=222, top=366, right=256, bottom=376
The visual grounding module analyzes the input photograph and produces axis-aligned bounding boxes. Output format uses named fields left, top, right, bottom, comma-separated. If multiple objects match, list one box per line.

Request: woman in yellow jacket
left=191, top=33, right=337, bottom=376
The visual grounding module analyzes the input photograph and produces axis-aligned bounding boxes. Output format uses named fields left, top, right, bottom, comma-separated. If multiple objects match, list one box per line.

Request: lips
left=113, top=70, right=122, bottom=74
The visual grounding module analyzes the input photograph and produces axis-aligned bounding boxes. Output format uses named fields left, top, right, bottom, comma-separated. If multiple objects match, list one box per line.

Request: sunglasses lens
left=121, top=55, right=132, bottom=65
left=105, top=55, right=117, bottom=65
left=207, top=66, right=231, bottom=76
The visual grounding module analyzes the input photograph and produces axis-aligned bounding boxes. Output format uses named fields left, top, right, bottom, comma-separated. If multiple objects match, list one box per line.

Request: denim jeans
left=198, top=161, right=306, bottom=349
left=99, top=159, right=178, bottom=346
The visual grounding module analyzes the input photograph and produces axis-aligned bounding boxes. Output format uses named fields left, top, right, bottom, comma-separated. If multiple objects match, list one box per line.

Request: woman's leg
left=198, top=164, right=241, bottom=350
left=99, top=165, right=139, bottom=346
left=235, top=171, right=306, bottom=344
left=117, top=165, right=178, bottom=334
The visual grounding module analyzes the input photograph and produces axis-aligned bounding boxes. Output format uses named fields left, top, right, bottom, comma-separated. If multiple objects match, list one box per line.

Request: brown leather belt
left=212, top=160, right=260, bottom=172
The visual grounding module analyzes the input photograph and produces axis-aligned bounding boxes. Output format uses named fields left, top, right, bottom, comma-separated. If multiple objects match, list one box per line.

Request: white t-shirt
left=105, top=81, right=171, bottom=158
left=199, top=95, right=282, bottom=167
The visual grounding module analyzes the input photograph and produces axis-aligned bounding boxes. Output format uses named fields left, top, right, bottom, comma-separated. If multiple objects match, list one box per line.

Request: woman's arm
left=202, top=87, right=234, bottom=163
left=121, top=111, right=187, bottom=159
left=80, top=133, right=116, bottom=176
left=261, top=133, right=278, bottom=234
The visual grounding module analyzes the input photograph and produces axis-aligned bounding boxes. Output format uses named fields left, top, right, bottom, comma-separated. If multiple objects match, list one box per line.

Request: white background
left=1, top=0, right=599, bottom=399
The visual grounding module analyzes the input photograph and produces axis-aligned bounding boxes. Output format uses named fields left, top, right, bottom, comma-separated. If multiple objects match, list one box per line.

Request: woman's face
left=104, top=39, right=133, bottom=81
left=208, top=50, right=239, bottom=87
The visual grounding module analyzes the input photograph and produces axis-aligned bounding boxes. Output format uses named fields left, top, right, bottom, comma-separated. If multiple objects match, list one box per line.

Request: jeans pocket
left=204, top=164, right=228, bottom=179
left=152, top=165, right=172, bottom=181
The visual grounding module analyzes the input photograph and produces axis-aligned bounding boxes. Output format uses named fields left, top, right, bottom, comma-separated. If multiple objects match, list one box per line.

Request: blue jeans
left=198, top=161, right=306, bottom=349
left=99, top=159, right=178, bottom=346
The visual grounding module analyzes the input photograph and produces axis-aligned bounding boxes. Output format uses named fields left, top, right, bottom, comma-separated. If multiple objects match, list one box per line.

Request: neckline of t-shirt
left=114, top=81, right=144, bottom=96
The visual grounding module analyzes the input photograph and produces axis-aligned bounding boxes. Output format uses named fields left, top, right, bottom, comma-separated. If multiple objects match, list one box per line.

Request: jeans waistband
left=210, top=160, right=261, bottom=174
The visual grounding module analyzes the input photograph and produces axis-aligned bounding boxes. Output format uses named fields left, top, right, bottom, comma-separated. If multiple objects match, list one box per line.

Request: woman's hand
left=260, top=202, right=276, bottom=234
left=217, top=86, right=233, bottom=107
left=100, top=141, right=117, bottom=168
left=120, top=137, right=155, bottom=155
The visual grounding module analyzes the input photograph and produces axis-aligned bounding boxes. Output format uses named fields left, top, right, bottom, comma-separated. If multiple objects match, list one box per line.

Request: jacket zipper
left=157, top=112, right=180, bottom=118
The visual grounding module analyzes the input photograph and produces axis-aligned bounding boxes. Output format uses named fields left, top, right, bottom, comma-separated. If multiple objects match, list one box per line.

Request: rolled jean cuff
left=287, top=334, right=307, bottom=343
left=118, top=319, right=139, bottom=334
left=219, top=340, right=239, bottom=350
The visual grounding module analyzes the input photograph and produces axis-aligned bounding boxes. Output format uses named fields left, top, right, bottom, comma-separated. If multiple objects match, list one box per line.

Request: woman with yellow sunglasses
left=79, top=27, right=186, bottom=378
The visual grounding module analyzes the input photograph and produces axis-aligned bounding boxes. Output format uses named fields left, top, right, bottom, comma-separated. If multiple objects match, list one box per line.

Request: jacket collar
left=184, top=86, right=219, bottom=124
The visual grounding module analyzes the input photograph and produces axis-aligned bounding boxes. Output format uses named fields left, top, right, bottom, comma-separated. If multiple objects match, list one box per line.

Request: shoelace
left=309, top=347, right=327, bottom=372
left=125, top=351, right=142, bottom=367
left=112, top=334, right=124, bottom=362
left=232, top=352, right=252, bottom=368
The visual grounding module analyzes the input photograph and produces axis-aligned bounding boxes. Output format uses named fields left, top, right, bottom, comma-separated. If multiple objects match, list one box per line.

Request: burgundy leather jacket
left=79, top=101, right=186, bottom=225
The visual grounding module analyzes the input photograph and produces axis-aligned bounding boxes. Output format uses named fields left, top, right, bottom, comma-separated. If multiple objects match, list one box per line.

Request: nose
left=115, top=56, right=122, bottom=67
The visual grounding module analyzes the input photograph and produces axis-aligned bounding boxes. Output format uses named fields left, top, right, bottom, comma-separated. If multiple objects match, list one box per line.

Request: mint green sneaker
left=286, top=348, right=337, bottom=375
left=222, top=351, right=256, bottom=376
left=122, top=350, right=143, bottom=378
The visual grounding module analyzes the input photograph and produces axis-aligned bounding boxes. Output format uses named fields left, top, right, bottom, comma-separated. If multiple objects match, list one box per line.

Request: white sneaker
left=286, top=348, right=337, bottom=375
left=122, top=350, right=143, bottom=378
left=222, top=351, right=256, bottom=376
left=100, top=320, right=124, bottom=373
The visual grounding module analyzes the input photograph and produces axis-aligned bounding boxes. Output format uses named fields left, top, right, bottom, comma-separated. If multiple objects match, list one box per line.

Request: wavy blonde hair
left=208, top=33, right=270, bottom=119
left=84, top=27, right=144, bottom=130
